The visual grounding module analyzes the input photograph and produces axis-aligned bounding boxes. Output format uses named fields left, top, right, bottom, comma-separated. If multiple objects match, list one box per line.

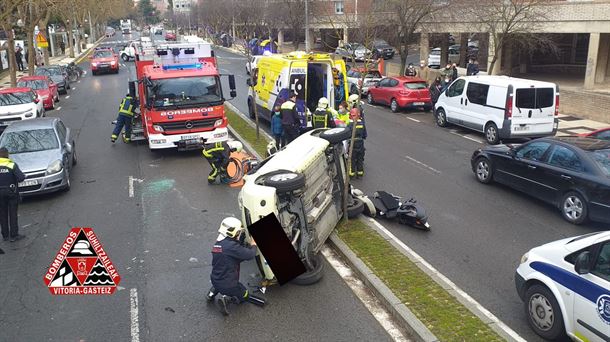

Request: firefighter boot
left=111, top=134, right=118, bottom=143
left=206, top=287, right=218, bottom=302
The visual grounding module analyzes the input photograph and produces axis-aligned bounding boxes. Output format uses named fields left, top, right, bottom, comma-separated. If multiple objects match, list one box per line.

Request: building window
left=334, top=1, right=344, bottom=14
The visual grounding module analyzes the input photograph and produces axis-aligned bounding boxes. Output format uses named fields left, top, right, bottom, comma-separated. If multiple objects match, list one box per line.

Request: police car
left=516, top=231, right=610, bottom=341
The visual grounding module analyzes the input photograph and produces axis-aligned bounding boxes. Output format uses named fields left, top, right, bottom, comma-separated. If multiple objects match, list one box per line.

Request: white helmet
left=348, top=94, right=360, bottom=106
left=217, top=217, right=244, bottom=240
left=317, top=97, right=329, bottom=109
left=227, top=140, right=243, bottom=153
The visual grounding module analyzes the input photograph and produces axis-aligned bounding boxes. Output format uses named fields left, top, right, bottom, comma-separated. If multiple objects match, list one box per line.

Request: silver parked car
left=0, top=118, right=76, bottom=195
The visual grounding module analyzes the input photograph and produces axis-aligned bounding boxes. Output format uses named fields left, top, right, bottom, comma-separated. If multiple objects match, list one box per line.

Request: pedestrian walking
left=35, top=48, right=44, bottom=67
left=405, top=63, right=417, bottom=77
left=111, top=94, right=138, bottom=143
left=429, top=77, right=443, bottom=104
left=451, top=62, right=458, bottom=81
left=0, top=148, right=26, bottom=243
left=270, top=105, right=285, bottom=150
left=206, top=217, right=266, bottom=315
left=376, top=56, right=385, bottom=76
left=440, top=63, right=453, bottom=88
left=418, top=60, right=430, bottom=85
left=280, top=93, right=301, bottom=145
left=15, top=44, right=24, bottom=71
left=467, top=58, right=479, bottom=76
left=24, top=49, right=28, bottom=65
left=59, top=40, right=66, bottom=55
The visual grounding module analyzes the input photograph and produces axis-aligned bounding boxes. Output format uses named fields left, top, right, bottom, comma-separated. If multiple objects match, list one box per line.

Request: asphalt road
left=218, top=47, right=609, bottom=342
left=0, top=33, right=393, bottom=341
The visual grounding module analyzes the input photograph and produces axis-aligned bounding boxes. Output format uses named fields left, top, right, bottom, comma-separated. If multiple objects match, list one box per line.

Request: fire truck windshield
left=147, top=76, right=222, bottom=109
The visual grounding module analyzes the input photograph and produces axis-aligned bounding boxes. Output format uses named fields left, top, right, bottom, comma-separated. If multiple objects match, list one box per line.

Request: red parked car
left=578, top=127, right=610, bottom=141
left=165, top=31, right=176, bottom=41
left=367, top=76, right=432, bottom=113
left=90, top=48, right=119, bottom=75
left=16, top=75, right=59, bottom=110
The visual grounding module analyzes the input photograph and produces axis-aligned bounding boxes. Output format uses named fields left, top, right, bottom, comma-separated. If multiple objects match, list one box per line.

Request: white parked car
left=434, top=76, right=559, bottom=144
left=238, top=127, right=364, bottom=285
left=428, top=46, right=460, bottom=68
left=516, top=231, right=610, bottom=341
left=246, top=55, right=261, bottom=75
left=346, top=68, right=382, bottom=96
left=0, top=87, right=44, bottom=126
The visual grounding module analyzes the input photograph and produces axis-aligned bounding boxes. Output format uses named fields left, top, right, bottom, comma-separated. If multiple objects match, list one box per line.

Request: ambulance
left=246, top=51, right=349, bottom=129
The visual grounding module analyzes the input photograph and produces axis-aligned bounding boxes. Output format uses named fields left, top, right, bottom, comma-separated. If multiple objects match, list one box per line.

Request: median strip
left=224, top=103, right=507, bottom=341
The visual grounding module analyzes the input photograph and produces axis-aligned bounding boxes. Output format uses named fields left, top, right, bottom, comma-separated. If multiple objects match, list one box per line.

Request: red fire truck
left=127, top=42, right=236, bottom=150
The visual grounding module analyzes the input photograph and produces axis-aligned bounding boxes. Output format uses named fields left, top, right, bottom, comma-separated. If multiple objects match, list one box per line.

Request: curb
left=73, top=36, right=106, bottom=65
left=225, top=101, right=274, bottom=142
left=227, top=125, right=264, bottom=160
left=328, top=233, right=439, bottom=342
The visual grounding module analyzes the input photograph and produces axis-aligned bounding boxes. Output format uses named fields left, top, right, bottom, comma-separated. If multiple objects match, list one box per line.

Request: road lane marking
left=368, top=218, right=526, bottom=342
left=450, top=130, right=483, bottom=144
left=72, top=87, right=77, bottom=90
left=130, top=288, right=140, bottom=342
left=321, top=247, right=409, bottom=342
left=406, top=117, right=420, bottom=122
left=404, top=155, right=441, bottom=174
left=128, top=176, right=144, bottom=197
left=65, top=95, right=70, bottom=99
left=56, top=107, right=62, bottom=111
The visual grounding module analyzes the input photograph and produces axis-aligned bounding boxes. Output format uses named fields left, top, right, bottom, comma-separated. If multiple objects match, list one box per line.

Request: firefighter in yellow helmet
left=202, top=140, right=243, bottom=184
left=312, top=97, right=337, bottom=129
left=111, top=94, right=138, bottom=143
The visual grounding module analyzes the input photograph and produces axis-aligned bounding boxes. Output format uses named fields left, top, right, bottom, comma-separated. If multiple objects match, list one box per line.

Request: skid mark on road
left=321, top=247, right=409, bottom=342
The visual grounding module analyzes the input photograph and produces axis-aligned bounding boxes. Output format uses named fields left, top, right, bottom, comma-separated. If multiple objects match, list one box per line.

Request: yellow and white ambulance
left=246, top=51, right=349, bottom=129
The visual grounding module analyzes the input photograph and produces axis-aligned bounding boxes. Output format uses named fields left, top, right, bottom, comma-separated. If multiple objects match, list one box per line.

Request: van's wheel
left=524, top=284, right=566, bottom=341
left=347, top=198, right=365, bottom=218
left=390, top=98, right=399, bottom=113
left=485, top=123, right=500, bottom=144
left=435, top=108, right=447, bottom=127
left=292, top=253, right=324, bottom=285
left=561, top=191, right=588, bottom=225
left=261, top=170, right=305, bottom=192
left=319, top=127, right=352, bottom=144
left=367, top=93, right=375, bottom=105
left=248, top=99, right=255, bottom=119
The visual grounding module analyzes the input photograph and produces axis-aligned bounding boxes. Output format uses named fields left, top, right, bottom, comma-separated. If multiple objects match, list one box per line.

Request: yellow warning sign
left=36, top=32, right=49, bottom=48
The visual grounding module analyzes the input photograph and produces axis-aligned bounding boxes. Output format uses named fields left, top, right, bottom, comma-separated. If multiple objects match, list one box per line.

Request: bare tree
left=375, top=0, right=443, bottom=75
left=277, top=0, right=306, bottom=50
left=0, top=0, right=26, bottom=86
left=464, top=0, right=555, bottom=74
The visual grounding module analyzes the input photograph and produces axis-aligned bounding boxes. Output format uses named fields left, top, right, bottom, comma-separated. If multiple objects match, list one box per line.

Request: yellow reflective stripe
left=0, top=158, right=14, bottom=169
left=574, top=331, right=590, bottom=342
left=243, top=290, right=248, bottom=298
left=280, top=101, right=295, bottom=110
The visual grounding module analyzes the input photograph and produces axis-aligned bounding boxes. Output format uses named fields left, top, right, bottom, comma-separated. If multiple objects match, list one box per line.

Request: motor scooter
left=368, top=191, right=430, bottom=230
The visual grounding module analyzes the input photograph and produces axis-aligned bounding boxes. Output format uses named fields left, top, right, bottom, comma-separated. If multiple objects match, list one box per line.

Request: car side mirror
left=64, top=142, right=73, bottom=154
left=574, top=251, right=591, bottom=275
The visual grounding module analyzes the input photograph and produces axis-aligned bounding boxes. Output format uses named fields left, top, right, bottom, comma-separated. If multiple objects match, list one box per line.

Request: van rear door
left=511, top=86, right=556, bottom=136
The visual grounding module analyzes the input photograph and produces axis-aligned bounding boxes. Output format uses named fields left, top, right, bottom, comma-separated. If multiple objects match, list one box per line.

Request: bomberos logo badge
left=43, top=227, right=121, bottom=295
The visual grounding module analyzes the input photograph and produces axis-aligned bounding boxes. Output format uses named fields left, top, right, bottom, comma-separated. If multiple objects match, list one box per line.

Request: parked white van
left=434, top=76, right=559, bottom=144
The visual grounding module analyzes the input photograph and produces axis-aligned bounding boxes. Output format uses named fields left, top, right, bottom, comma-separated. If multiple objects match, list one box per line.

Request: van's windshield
left=515, top=88, right=554, bottom=109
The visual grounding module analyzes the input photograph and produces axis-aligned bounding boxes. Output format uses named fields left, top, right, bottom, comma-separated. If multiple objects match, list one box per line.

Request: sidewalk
left=0, top=43, right=95, bottom=89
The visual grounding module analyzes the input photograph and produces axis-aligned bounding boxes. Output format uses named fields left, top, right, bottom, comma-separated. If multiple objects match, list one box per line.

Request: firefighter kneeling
left=202, top=140, right=242, bottom=184
left=206, top=217, right=266, bottom=315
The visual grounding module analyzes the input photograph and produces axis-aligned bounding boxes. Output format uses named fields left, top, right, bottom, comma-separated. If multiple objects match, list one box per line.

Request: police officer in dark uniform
left=111, top=94, right=138, bottom=143
left=202, top=140, right=242, bottom=184
left=0, top=148, right=25, bottom=242
left=280, top=93, right=301, bottom=144
left=206, top=217, right=266, bottom=315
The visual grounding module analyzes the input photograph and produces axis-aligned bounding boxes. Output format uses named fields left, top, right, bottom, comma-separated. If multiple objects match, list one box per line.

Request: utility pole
left=304, top=0, right=310, bottom=52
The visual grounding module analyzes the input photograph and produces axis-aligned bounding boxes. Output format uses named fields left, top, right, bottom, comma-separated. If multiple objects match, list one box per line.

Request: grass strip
left=337, top=219, right=504, bottom=342
left=225, top=105, right=270, bottom=157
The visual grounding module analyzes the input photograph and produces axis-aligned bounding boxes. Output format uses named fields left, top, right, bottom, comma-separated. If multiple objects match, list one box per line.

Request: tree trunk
left=26, top=28, right=35, bottom=75
left=459, top=33, right=468, bottom=67
left=292, top=27, right=299, bottom=50
left=40, top=15, right=51, bottom=65
left=5, top=27, right=18, bottom=87
left=399, top=45, right=408, bottom=76
left=67, top=21, right=75, bottom=58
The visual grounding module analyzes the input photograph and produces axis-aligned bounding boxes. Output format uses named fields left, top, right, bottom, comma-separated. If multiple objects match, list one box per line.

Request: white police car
left=516, top=231, right=610, bottom=341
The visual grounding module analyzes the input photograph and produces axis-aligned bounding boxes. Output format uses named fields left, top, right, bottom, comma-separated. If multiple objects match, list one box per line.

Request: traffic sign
left=36, top=32, right=49, bottom=48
